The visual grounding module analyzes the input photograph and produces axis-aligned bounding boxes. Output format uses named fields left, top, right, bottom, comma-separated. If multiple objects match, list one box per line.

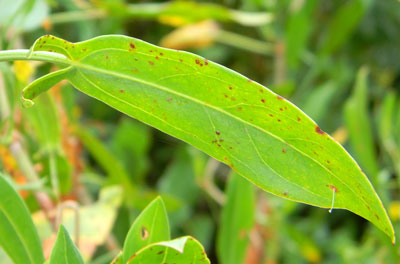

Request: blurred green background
left=1, top=0, right=400, bottom=263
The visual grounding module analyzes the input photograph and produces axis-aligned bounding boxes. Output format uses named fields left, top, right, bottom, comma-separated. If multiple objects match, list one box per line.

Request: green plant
left=0, top=34, right=395, bottom=263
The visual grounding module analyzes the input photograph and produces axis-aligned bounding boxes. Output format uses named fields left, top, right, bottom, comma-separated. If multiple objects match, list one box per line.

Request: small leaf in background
left=378, top=91, right=400, bottom=179
left=110, top=118, right=151, bottom=184
left=123, top=196, right=170, bottom=263
left=49, top=225, right=84, bottom=264
left=127, top=236, right=210, bottom=264
left=344, top=67, right=379, bottom=184
left=0, top=174, right=44, bottom=264
left=319, top=0, right=372, bottom=55
left=285, top=0, right=318, bottom=70
left=22, top=34, right=395, bottom=241
left=217, top=172, right=255, bottom=264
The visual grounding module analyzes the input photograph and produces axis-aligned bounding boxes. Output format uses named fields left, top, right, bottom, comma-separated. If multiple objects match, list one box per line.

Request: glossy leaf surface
left=49, top=225, right=84, bottom=264
left=0, top=174, right=44, bottom=264
left=22, top=35, right=394, bottom=241
left=127, top=236, right=210, bottom=264
left=123, top=197, right=170, bottom=262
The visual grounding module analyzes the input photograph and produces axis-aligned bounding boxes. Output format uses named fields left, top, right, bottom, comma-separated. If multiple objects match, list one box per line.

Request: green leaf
left=127, top=236, right=210, bottom=264
left=22, top=34, right=394, bottom=242
left=0, top=174, right=44, bottom=264
left=123, top=197, right=170, bottom=262
left=217, top=172, right=255, bottom=264
left=49, top=225, right=84, bottom=264
left=319, top=0, right=371, bottom=55
left=344, top=67, right=379, bottom=184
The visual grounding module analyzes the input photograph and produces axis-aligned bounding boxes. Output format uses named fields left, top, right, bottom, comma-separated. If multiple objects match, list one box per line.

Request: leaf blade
left=0, top=174, right=44, bottom=264
left=22, top=35, right=395, bottom=242
left=122, top=196, right=170, bottom=262
left=49, top=225, right=84, bottom=264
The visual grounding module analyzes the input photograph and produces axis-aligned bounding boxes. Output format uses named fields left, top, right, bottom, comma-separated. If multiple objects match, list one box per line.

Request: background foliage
left=1, top=0, right=400, bottom=263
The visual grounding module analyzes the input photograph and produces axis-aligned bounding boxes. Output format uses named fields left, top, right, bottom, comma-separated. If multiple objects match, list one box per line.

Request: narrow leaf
left=127, top=236, right=210, bottom=264
left=49, top=225, right=84, bottom=264
left=344, top=67, right=379, bottom=184
left=22, top=35, right=394, bottom=242
left=0, top=174, right=44, bottom=264
left=217, top=172, right=255, bottom=264
left=123, top=196, right=170, bottom=262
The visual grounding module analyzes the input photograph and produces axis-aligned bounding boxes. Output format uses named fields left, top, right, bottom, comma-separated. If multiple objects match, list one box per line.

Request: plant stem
left=0, top=49, right=70, bottom=65
left=216, top=30, right=273, bottom=56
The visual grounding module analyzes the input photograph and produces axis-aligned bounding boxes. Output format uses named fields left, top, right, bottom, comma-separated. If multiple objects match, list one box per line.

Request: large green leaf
left=127, top=236, right=210, bottom=264
left=123, top=196, right=170, bottom=263
left=0, top=174, right=44, bottom=264
left=21, top=35, right=394, bottom=241
left=49, top=225, right=84, bottom=264
left=217, top=172, right=255, bottom=264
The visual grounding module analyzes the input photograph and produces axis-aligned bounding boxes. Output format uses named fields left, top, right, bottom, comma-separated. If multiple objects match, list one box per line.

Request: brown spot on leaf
left=261, top=99, right=266, bottom=103
left=140, top=226, right=149, bottom=240
left=282, top=148, right=286, bottom=153
left=204, top=59, right=208, bottom=65
left=148, top=61, right=154, bottom=66
left=315, top=126, right=326, bottom=135
left=277, top=119, right=281, bottom=122
left=195, top=59, right=200, bottom=64
left=157, top=251, right=164, bottom=255
left=269, top=114, right=274, bottom=117
left=119, top=89, right=124, bottom=93
left=229, top=86, right=233, bottom=90
left=216, top=130, right=220, bottom=135
left=297, top=117, right=301, bottom=122
left=159, top=52, right=163, bottom=56
left=130, top=43, right=135, bottom=49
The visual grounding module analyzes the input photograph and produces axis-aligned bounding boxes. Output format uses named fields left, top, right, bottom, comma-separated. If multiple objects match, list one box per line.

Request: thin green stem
left=216, top=30, right=273, bottom=56
left=0, top=49, right=70, bottom=65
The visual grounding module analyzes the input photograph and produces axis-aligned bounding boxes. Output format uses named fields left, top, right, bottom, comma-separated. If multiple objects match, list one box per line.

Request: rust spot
left=216, top=130, right=220, bottom=135
left=204, top=59, right=208, bottom=65
left=82, top=48, right=87, bottom=52
left=51, top=36, right=55, bottom=40
left=179, top=59, right=183, bottom=62
left=155, top=56, right=159, bottom=60
left=229, top=86, right=233, bottom=90
left=315, top=126, right=326, bottom=135
left=247, top=79, right=252, bottom=82
left=218, top=144, right=221, bottom=147
left=167, top=97, right=172, bottom=102
left=131, top=69, right=138, bottom=73
left=261, top=99, right=266, bottom=103
left=283, top=192, right=288, bottom=196
left=159, top=52, right=163, bottom=56
left=119, top=89, right=124, bottom=93
left=43, top=41, right=46, bottom=44
left=219, top=139, right=224, bottom=142
left=149, top=50, right=153, bottom=52
left=195, top=59, right=200, bottom=64
left=130, top=43, right=136, bottom=49
left=157, top=251, right=164, bottom=255
left=297, top=117, right=301, bottom=122
left=280, top=108, right=283, bottom=111
left=327, top=160, right=331, bottom=164
left=329, top=185, right=338, bottom=192
left=237, top=107, right=242, bottom=111
left=269, top=114, right=274, bottom=117
left=224, top=94, right=228, bottom=98
left=231, top=97, right=236, bottom=101
left=148, top=61, right=154, bottom=66
left=282, top=148, right=286, bottom=153
left=277, top=119, right=281, bottom=122
left=128, top=253, right=137, bottom=262
left=259, top=89, right=264, bottom=93
left=105, top=55, right=109, bottom=59
left=277, top=95, right=284, bottom=100
left=374, top=214, right=380, bottom=220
